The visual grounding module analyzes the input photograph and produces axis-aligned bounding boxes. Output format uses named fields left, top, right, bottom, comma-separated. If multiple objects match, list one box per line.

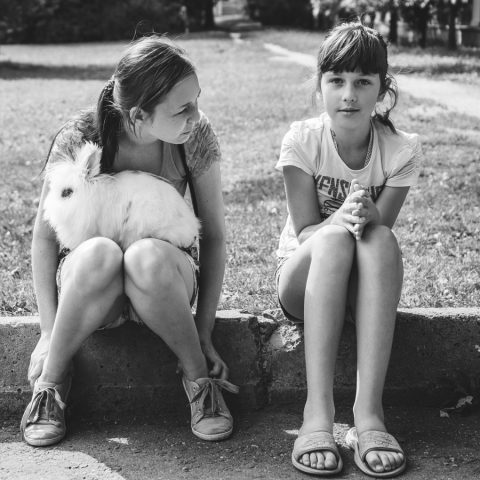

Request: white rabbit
left=43, top=141, right=200, bottom=251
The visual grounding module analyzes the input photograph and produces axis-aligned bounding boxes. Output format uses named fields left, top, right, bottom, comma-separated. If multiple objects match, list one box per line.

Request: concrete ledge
left=265, top=308, right=480, bottom=405
left=1, top=308, right=479, bottom=418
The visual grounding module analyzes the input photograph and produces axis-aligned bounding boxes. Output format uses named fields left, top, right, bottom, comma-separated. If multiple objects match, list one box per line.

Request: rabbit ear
left=76, top=141, right=102, bottom=179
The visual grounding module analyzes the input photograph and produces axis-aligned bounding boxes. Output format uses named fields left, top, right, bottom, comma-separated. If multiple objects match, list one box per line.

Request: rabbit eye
left=61, top=188, right=73, bottom=198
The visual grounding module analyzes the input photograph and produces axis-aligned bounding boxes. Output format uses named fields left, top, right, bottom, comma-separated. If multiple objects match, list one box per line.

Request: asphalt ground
left=2, top=402, right=480, bottom=480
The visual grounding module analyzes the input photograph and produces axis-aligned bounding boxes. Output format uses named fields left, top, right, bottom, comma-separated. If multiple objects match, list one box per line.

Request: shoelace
left=189, top=379, right=239, bottom=416
left=26, top=386, right=66, bottom=424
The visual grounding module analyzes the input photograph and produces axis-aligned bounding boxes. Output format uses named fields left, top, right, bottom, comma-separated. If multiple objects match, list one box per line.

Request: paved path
left=2, top=403, right=480, bottom=479
left=263, top=43, right=480, bottom=119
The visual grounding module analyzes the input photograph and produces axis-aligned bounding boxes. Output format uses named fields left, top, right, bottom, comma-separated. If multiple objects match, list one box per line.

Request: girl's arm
left=369, top=185, right=410, bottom=228
left=191, top=161, right=228, bottom=378
left=29, top=180, right=61, bottom=384
left=351, top=184, right=410, bottom=239
left=283, top=166, right=362, bottom=243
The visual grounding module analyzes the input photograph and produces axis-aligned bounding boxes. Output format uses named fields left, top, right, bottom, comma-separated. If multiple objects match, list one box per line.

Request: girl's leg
left=125, top=239, right=237, bottom=441
left=353, top=225, right=404, bottom=473
left=123, top=239, right=207, bottom=381
left=41, top=238, right=125, bottom=383
left=278, top=225, right=355, bottom=471
left=22, top=237, right=125, bottom=446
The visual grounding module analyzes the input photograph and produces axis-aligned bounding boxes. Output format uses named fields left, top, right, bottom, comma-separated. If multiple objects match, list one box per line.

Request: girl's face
left=319, top=69, right=383, bottom=132
left=141, top=73, right=201, bottom=144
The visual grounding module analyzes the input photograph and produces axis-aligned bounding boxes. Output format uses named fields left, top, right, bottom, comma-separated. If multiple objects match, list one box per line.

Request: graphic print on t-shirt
left=315, top=174, right=384, bottom=220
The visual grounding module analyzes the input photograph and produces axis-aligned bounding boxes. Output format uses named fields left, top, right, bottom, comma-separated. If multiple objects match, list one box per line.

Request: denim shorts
left=275, top=256, right=304, bottom=324
left=56, top=246, right=199, bottom=330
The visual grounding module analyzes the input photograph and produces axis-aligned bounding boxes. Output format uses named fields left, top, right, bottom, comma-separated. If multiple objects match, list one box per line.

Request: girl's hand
left=329, top=184, right=367, bottom=237
left=200, top=339, right=229, bottom=380
left=348, top=180, right=380, bottom=239
left=28, top=334, right=51, bottom=387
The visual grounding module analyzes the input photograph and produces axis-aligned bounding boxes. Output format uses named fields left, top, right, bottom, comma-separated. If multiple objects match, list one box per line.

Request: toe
left=301, top=453, right=311, bottom=466
left=310, top=452, right=322, bottom=469
left=324, top=451, right=338, bottom=470
left=365, top=452, right=384, bottom=473
left=392, top=452, right=404, bottom=468
left=317, top=452, right=328, bottom=470
left=380, top=452, right=393, bottom=472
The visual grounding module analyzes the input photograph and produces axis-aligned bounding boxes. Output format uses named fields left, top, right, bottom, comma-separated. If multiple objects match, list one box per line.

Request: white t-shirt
left=275, top=113, right=423, bottom=258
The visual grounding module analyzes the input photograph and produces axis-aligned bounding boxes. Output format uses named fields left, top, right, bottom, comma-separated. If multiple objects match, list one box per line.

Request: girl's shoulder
left=374, top=120, right=421, bottom=159
left=277, top=115, right=329, bottom=174
left=183, top=111, right=221, bottom=177
left=48, top=109, right=98, bottom=164
left=374, top=121, right=423, bottom=185
left=284, top=114, right=328, bottom=145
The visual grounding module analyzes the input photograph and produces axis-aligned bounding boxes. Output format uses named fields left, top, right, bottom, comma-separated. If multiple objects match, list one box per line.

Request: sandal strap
left=358, top=430, right=404, bottom=462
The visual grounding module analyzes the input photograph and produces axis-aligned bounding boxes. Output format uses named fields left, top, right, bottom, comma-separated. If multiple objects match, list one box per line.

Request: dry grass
left=1, top=30, right=479, bottom=316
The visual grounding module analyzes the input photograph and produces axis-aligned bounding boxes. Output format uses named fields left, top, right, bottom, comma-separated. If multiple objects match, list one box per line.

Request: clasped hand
left=331, top=179, right=379, bottom=240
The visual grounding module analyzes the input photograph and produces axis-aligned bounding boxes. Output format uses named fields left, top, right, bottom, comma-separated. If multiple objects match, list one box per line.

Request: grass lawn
left=1, top=29, right=479, bottom=316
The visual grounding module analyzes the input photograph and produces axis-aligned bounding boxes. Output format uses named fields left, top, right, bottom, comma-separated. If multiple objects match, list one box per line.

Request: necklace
left=330, top=123, right=373, bottom=168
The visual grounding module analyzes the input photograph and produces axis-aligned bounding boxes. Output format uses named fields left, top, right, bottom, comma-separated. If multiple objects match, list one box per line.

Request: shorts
left=274, top=256, right=304, bottom=323
left=56, top=246, right=199, bottom=330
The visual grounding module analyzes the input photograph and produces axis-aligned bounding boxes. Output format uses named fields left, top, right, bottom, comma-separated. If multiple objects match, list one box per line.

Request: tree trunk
left=203, top=0, right=215, bottom=29
left=418, top=4, right=429, bottom=48
left=448, top=2, right=458, bottom=50
left=389, top=2, right=398, bottom=45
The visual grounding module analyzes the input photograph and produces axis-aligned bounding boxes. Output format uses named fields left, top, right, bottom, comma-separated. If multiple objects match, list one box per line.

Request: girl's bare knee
left=311, top=225, right=354, bottom=257
left=364, top=225, right=400, bottom=254
left=124, top=239, right=178, bottom=293
left=65, top=238, right=123, bottom=291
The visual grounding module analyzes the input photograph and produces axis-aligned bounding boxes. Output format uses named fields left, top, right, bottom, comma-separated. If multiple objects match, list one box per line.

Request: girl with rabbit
left=276, top=23, right=422, bottom=477
left=21, top=36, right=238, bottom=446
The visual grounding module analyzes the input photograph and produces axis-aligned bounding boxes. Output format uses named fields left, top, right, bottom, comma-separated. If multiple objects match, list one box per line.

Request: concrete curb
left=1, top=308, right=479, bottom=418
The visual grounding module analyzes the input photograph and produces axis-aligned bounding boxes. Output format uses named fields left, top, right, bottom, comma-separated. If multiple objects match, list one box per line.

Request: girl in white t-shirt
left=276, top=23, right=422, bottom=477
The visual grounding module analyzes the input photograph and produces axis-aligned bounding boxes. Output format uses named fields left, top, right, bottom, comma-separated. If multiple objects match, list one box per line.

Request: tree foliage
left=0, top=0, right=215, bottom=43
left=246, top=0, right=313, bottom=28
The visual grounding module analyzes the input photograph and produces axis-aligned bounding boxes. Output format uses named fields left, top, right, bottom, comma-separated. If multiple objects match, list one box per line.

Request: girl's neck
left=114, top=131, right=163, bottom=173
left=330, top=121, right=373, bottom=170
left=329, top=119, right=371, bottom=149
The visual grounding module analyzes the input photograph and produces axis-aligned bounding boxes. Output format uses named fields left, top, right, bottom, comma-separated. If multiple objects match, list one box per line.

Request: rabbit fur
left=43, top=141, right=200, bottom=251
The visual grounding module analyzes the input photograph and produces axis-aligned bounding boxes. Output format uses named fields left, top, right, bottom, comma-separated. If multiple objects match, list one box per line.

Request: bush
left=247, top=0, right=313, bottom=29
left=0, top=0, right=196, bottom=43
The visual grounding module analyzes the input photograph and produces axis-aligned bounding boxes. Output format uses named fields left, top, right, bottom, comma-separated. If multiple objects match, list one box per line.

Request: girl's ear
left=128, top=106, right=148, bottom=126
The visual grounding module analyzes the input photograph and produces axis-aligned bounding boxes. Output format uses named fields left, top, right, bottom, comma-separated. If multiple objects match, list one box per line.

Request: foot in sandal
left=292, top=429, right=343, bottom=476
left=346, top=426, right=406, bottom=478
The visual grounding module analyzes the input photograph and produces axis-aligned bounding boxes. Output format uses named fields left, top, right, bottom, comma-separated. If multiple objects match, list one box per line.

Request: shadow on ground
left=0, top=60, right=113, bottom=80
